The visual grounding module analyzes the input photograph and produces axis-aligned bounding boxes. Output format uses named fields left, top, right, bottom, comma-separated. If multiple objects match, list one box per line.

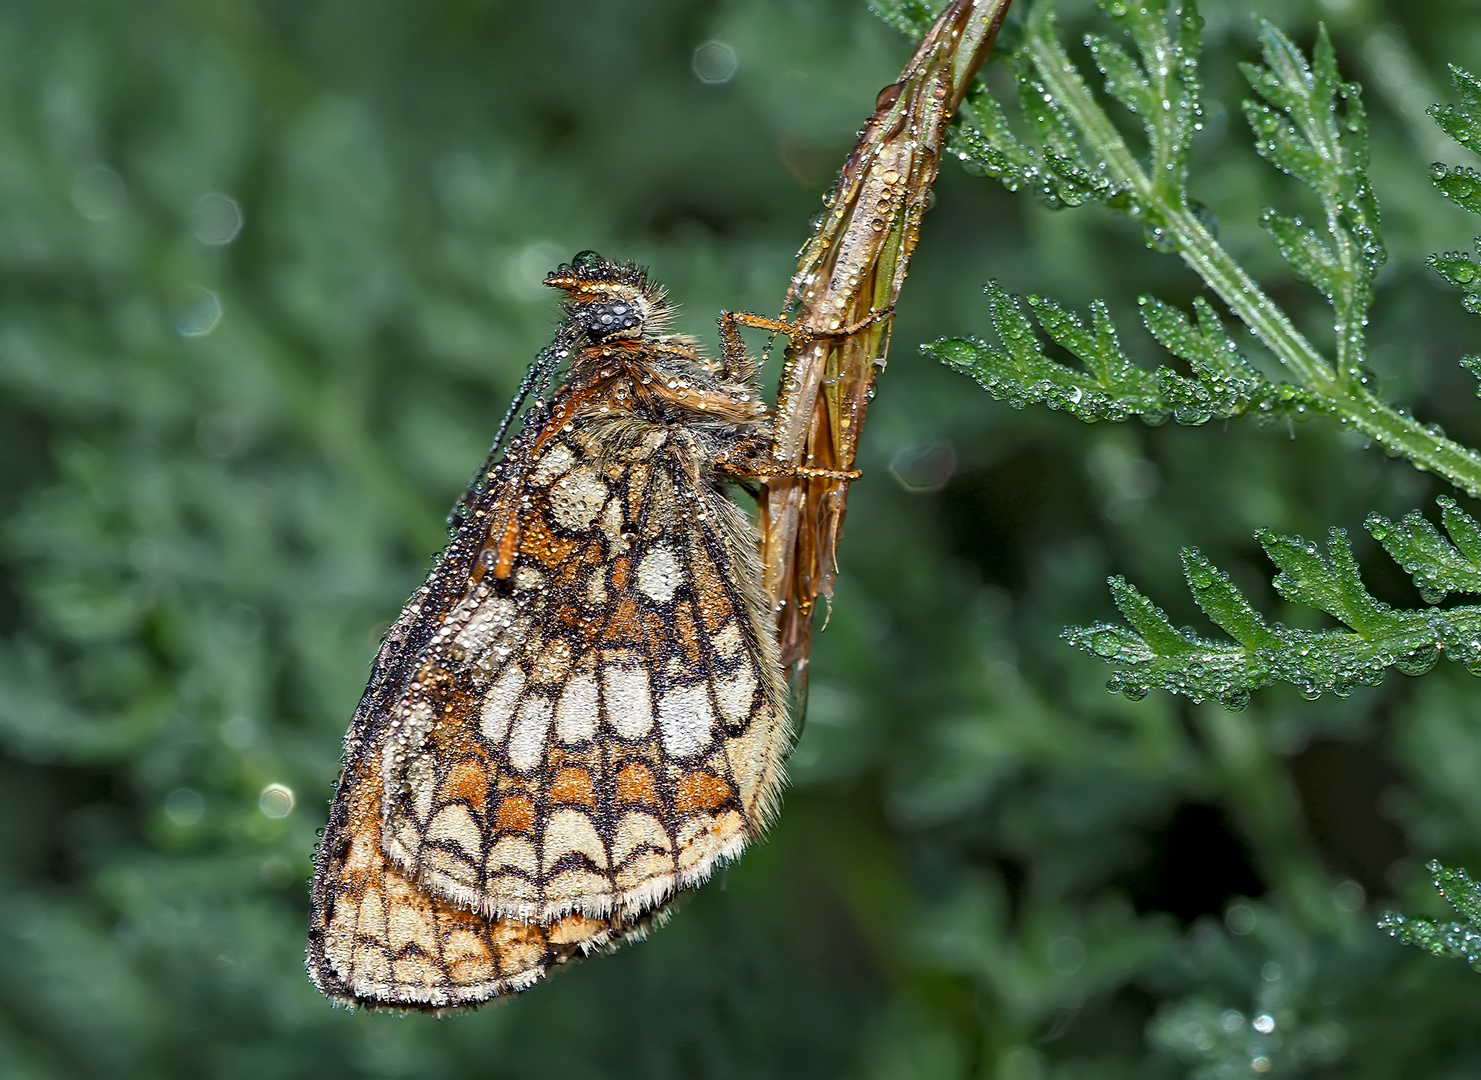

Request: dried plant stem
left=759, top=0, right=1013, bottom=677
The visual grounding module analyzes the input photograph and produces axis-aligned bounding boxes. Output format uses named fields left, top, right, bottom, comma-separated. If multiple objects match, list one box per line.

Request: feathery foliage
left=921, top=0, right=1481, bottom=996
left=939, top=0, right=1481, bottom=707
left=1379, top=861, right=1481, bottom=971
left=1066, top=501, right=1481, bottom=706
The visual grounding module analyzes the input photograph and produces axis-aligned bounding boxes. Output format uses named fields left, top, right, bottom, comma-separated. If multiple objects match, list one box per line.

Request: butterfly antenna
left=447, top=333, right=573, bottom=532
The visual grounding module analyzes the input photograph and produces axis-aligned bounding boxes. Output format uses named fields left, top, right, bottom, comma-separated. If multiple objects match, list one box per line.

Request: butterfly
left=306, top=251, right=824, bottom=1010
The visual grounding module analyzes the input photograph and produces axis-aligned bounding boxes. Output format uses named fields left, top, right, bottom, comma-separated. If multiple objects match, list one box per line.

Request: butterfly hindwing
left=306, top=693, right=664, bottom=1010
left=377, top=413, right=790, bottom=923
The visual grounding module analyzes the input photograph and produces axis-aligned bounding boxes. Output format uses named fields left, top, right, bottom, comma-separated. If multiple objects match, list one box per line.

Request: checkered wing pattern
left=307, top=714, right=658, bottom=1009
left=378, top=412, right=790, bottom=924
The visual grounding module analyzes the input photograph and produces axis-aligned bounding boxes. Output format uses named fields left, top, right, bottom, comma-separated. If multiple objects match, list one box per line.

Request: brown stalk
left=758, top=0, right=1013, bottom=678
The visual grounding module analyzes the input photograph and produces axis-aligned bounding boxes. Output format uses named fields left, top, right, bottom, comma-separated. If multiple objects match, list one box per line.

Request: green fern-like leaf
left=1428, top=66, right=1481, bottom=396
left=1379, top=861, right=1481, bottom=973
left=925, top=283, right=1163, bottom=422
left=1368, top=496, right=1481, bottom=602
left=867, top=0, right=939, bottom=38
left=1243, top=20, right=1382, bottom=386
left=1067, top=499, right=1481, bottom=705
left=925, top=284, right=1315, bottom=426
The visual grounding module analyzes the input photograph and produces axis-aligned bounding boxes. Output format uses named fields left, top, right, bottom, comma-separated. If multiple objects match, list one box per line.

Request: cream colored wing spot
left=528, top=442, right=576, bottom=486
left=715, top=666, right=757, bottom=724
left=601, top=656, right=654, bottom=739
left=407, top=755, right=437, bottom=822
left=656, top=684, right=715, bottom=758
left=358, top=882, right=389, bottom=939
left=488, top=872, right=540, bottom=907
left=512, top=566, right=545, bottom=594
left=427, top=803, right=484, bottom=860
left=507, top=696, right=554, bottom=772
left=452, top=595, right=516, bottom=658
left=711, top=621, right=744, bottom=660
left=599, top=497, right=626, bottom=550
left=480, top=664, right=525, bottom=743
left=388, top=816, right=422, bottom=861
left=544, top=870, right=613, bottom=911
left=584, top=569, right=608, bottom=607
left=423, top=848, right=478, bottom=893
left=612, top=811, right=672, bottom=864
left=541, top=808, right=610, bottom=872
left=549, top=466, right=608, bottom=531
left=555, top=673, right=600, bottom=744
left=487, top=836, right=538, bottom=876
left=635, top=545, right=682, bottom=603
left=386, top=892, right=439, bottom=956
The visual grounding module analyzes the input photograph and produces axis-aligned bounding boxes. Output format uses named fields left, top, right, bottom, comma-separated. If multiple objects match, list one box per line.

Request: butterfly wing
left=378, top=412, right=791, bottom=923
left=306, top=705, right=662, bottom=1009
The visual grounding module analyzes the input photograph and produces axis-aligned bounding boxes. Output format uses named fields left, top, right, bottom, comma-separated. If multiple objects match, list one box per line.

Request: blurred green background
left=5, top=0, right=1481, bottom=1075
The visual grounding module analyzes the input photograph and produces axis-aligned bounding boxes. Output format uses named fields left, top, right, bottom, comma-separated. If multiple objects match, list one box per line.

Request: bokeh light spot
left=259, top=783, right=295, bottom=819
left=692, top=41, right=738, bottom=85
left=190, top=192, right=244, bottom=245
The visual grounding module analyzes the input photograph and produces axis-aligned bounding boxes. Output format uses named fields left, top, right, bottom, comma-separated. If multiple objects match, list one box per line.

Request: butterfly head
left=545, top=251, right=669, bottom=343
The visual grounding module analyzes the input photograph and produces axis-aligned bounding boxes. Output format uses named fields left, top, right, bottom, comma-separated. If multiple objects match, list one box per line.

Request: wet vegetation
left=5, top=0, right=1481, bottom=1076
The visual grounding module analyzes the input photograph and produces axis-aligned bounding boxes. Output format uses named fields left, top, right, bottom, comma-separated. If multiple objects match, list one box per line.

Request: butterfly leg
left=713, top=440, right=862, bottom=484
left=715, top=306, right=895, bottom=383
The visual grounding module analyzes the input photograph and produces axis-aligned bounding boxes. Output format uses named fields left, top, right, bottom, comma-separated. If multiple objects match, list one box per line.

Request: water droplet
left=1219, top=689, right=1251, bottom=712
left=164, top=787, right=204, bottom=827
left=1396, top=646, right=1439, bottom=676
left=71, top=164, right=127, bottom=221
left=1143, top=225, right=1177, bottom=253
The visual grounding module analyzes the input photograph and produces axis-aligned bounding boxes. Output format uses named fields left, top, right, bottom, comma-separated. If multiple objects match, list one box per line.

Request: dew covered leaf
left=928, top=286, right=1306, bottom=427
left=1067, top=508, right=1481, bottom=706
left=1242, top=22, right=1382, bottom=386
left=1367, top=496, right=1481, bottom=602
left=925, top=282, right=1165, bottom=423
left=1429, top=65, right=1481, bottom=152
left=1258, top=526, right=1387, bottom=634
left=1427, top=67, right=1481, bottom=325
left=867, top=0, right=938, bottom=37
left=1379, top=861, right=1481, bottom=973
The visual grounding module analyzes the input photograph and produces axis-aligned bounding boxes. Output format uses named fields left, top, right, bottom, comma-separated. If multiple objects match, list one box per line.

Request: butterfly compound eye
left=584, top=297, right=643, bottom=339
